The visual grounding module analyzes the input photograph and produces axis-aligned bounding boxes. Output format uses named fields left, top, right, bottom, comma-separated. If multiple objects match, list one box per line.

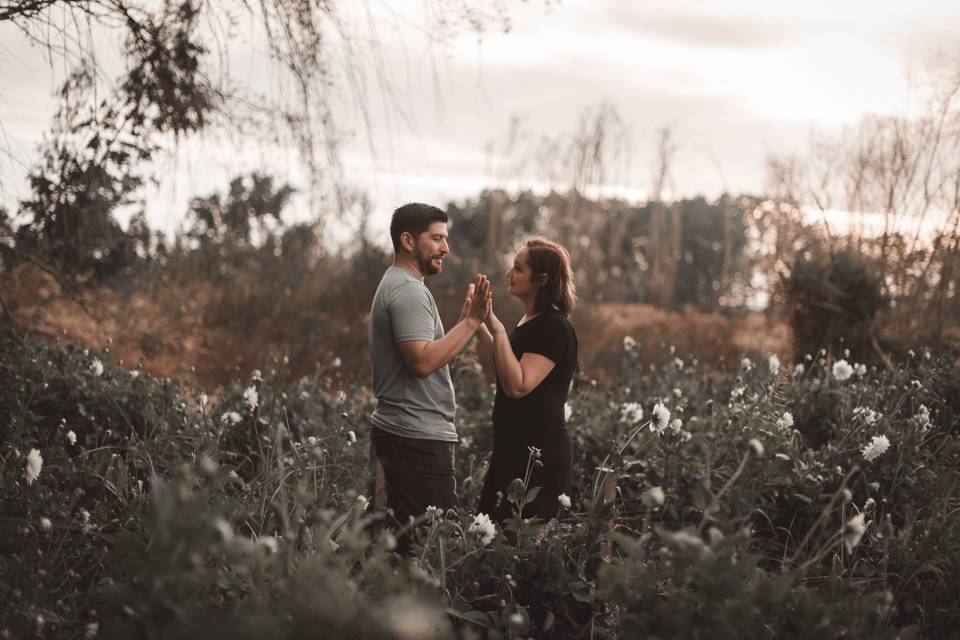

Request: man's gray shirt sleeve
left=390, top=282, right=439, bottom=343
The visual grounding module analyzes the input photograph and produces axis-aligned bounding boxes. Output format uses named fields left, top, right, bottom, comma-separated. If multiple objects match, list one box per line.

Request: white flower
left=832, top=359, right=854, bottom=381
left=853, top=406, right=880, bottom=426
left=198, top=393, right=208, bottom=410
left=862, top=435, right=890, bottom=462
left=212, top=517, right=234, bottom=542
left=674, top=357, right=685, bottom=370
left=768, top=355, right=780, bottom=376
left=669, top=418, right=683, bottom=433
left=845, top=513, right=866, bottom=550
left=792, top=363, right=804, bottom=376
left=558, top=493, right=571, bottom=509
left=730, top=386, right=745, bottom=401
left=424, top=505, right=443, bottom=520
left=221, top=411, right=242, bottom=425
left=775, top=412, right=794, bottom=431
left=855, top=363, right=867, bottom=377
left=332, top=357, right=342, bottom=368
left=651, top=402, right=670, bottom=433
left=306, top=436, right=318, bottom=446
left=356, top=495, right=369, bottom=510
left=863, top=498, right=876, bottom=511
left=619, top=402, right=644, bottom=425
left=251, top=369, right=263, bottom=381
left=67, top=430, right=77, bottom=445
left=623, top=335, right=636, bottom=352
left=748, top=438, right=765, bottom=457
left=242, top=386, right=259, bottom=411
left=564, top=402, right=573, bottom=422
left=673, top=387, right=682, bottom=398
left=641, top=486, right=665, bottom=508
left=258, top=535, right=278, bottom=553
left=85, top=622, right=99, bottom=639
left=39, top=517, right=52, bottom=530
left=80, top=509, right=91, bottom=523
left=25, top=448, right=43, bottom=485
left=335, top=390, right=347, bottom=405
left=741, top=357, right=753, bottom=371
left=915, top=405, right=931, bottom=432
left=468, top=513, right=496, bottom=545
left=347, top=430, right=357, bottom=444
left=89, top=358, right=104, bottom=377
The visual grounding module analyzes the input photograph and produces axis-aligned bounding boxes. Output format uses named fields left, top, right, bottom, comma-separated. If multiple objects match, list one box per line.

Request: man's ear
left=400, top=231, right=415, bottom=253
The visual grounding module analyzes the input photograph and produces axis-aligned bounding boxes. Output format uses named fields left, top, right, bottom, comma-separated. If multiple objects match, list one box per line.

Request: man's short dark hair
left=390, top=203, right=449, bottom=252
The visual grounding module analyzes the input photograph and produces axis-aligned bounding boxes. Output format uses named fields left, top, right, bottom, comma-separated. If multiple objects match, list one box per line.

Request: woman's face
left=506, top=248, right=542, bottom=299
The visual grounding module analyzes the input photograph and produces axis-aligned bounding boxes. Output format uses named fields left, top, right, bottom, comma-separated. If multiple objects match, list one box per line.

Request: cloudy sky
left=2, top=0, right=959, bottom=239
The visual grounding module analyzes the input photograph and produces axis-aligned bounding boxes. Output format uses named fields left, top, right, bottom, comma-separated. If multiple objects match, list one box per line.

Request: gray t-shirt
left=369, top=266, right=457, bottom=441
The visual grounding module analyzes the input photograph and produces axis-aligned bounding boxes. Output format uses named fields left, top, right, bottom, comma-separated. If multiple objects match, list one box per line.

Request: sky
left=1, top=0, right=959, bottom=241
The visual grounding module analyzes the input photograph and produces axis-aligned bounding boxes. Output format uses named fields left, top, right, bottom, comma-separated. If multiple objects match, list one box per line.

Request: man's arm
left=397, top=275, right=489, bottom=378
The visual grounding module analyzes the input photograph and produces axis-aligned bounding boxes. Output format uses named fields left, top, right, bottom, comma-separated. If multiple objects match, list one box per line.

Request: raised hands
left=458, top=274, right=491, bottom=326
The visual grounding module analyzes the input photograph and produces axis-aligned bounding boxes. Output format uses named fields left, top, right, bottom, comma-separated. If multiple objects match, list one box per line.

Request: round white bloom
left=85, top=622, right=99, bottom=639
left=832, top=359, right=854, bottom=381
left=258, top=535, right=278, bottom=553
left=845, top=513, right=866, bottom=550
left=424, top=505, right=443, bottom=520
left=863, top=498, right=876, bottom=511
left=768, top=355, right=780, bottom=376
left=861, top=435, right=890, bottom=462
left=221, top=411, right=242, bottom=425
left=39, top=517, right=52, bottom=530
left=792, top=363, right=804, bottom=376
left=915, top=405, right=931, bottom=432
left=623, top=335, right=636, bottom=352
left=651, top=402, right=671, bottom=433
left=25, top=448, right=43, bottom=486
left=855, top=363, right=867, bottom=377
left=212, top=517, right=233, bottom=542
left=775, top=412, right=794, bottom=431
left=306, top=436, right=318, bottom=446
left=673, top=387, right=682, bottom=398
left=335, top=390, right=347, bottom=405
left=468, top=513, right=496, bottom=545
left=619, top=402, right=644, bottom=425
left=748, top=438, right=765, bottom=457
left=332, top=357, right=342, bottom=368
left=198, top=393, right=208, bottom=409
left=669, top=418, right=683, bottom=433
left=853, top=406, right=880, bottom=426
left=80, top=509, right=91, bottom=523
left=67, top=430, right=77, bottom=445
left=674, top=357, right=685, bottom=370
left=740, top=357, right=753, bottom=371
left=356, top=495, right=369, bottom=510
left=564, top=402, right=573, bottom=422
left=242, top=386, right=259, bottom=411
left=641, top=486, right=665, bottom=508
left=89, top=358, right=104, bottom=377
left=347, top=430, right=357, bottom=443
left=557, top=493, right=571, bottom=509
left=129, top=370, right=140, bottom=379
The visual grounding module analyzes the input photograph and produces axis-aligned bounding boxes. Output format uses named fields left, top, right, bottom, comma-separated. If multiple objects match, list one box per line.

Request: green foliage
left=1, top=327, right=959, bottom=638
left=784, top=247, right=889, bottom=365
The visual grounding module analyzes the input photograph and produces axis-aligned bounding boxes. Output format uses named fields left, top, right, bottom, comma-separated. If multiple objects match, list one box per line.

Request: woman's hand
left=485, top=296, right=505, bottom=336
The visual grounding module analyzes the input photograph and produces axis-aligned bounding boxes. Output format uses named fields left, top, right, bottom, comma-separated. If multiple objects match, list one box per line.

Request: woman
left=476, top=237, right=578, bottom=523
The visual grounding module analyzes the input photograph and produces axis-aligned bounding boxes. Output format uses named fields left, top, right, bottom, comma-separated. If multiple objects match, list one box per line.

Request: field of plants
left=1, top=326, right=959, bottom=639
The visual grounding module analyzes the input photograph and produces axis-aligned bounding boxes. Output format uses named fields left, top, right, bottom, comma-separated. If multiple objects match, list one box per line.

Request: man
left=368, top=202, right=489, bottom=551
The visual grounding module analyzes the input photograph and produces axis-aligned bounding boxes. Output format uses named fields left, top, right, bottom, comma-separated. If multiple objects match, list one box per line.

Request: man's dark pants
left=369, top=427, right=458, bottom=554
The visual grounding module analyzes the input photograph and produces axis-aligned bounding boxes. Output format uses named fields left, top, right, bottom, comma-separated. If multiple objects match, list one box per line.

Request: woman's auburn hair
left=524, top=237, right=577, bottom=317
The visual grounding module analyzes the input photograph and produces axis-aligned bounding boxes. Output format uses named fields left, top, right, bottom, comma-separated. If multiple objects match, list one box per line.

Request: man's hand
left=457, top=282, right=476, bottom=323
left=466, top=275, right=490, bottom=325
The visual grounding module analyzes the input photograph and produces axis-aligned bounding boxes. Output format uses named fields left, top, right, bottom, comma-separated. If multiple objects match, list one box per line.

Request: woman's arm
left=487, top=311, right=556, bottom=398
left=475, top=324, right=498, bottom=384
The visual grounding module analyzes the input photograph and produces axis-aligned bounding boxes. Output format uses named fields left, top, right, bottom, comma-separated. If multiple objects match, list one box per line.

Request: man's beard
left=415, top=247, right=442, bottom=275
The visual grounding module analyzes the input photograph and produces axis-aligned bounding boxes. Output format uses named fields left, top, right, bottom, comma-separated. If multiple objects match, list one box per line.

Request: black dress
left=478, top=310, right=578, bottom=522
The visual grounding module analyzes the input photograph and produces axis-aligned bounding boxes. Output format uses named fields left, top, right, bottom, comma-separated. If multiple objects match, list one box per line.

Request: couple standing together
left=368, top=203, right=578, bottom=548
